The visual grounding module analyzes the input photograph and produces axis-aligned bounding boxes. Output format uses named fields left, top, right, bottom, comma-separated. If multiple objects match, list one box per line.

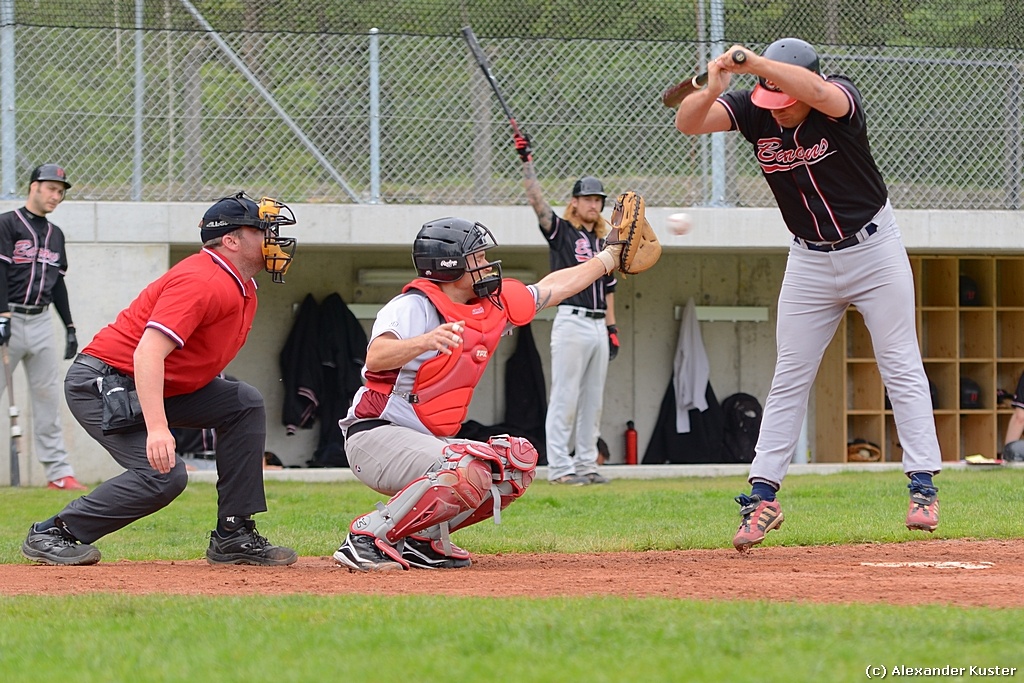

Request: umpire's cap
left=30, top=163, right=71, bottom=189
left=751, top=38, right=821, bottom=110
left=199, top=191, right=262, bottom=242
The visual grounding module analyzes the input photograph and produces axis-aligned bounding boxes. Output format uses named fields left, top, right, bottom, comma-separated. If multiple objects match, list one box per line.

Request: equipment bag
left=721, top=392, right=762, bottom=464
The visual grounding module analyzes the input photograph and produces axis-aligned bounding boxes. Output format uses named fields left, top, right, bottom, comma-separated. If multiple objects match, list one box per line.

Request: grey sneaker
left=206, top=520, right=297, bottom=566
left=581, top=472, right=609, bottom=485
left=21, top=522, right=101, bottom=566
left=550, top=474, right=588, bottom=486
left=333, top=532, right=407, bottom=571
left=401, top=535, right=472, bottom=570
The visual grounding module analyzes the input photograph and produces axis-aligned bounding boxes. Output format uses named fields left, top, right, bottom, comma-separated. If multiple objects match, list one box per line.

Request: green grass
left=2, top=469, right=1024, bottom=682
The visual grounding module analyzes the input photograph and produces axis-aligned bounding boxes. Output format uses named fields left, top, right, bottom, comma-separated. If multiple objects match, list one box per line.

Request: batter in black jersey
left=676, top=38, right=942, bottom=550
left=515, top=136, right=617, bottom=485
left=0, top=164, right=84, bottom=489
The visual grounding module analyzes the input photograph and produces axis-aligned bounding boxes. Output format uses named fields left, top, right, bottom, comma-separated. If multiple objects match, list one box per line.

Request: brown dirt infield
left=2, top=538, right=1022, bottom=607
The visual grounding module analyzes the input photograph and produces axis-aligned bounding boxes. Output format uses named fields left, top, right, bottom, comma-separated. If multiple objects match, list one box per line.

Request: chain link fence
left=2, top=1, right=1022, bottom=209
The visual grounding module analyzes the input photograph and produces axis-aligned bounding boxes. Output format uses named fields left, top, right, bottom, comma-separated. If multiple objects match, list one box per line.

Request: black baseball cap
left=199, top=192, right=263, bottom=242
left=30, top=164, right=71, bottom=189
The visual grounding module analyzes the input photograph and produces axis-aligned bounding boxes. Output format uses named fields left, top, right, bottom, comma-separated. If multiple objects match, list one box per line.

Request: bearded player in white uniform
left=675, top=38, right=943, bottom=551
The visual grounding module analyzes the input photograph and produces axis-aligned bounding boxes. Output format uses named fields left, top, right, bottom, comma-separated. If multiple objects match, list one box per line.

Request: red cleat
left=732, top=495, right=784, bottom=552
left=47, top=476, right=88, bottom=491
left=906, top=483, right=939, bottom=532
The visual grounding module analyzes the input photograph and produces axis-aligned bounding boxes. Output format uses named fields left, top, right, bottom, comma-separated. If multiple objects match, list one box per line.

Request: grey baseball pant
left=749, top=207, right=943, bottom=487
left=0, top=310, right=75, bottom=482
left=545, top=307, right=609, bottom=479
left=57, top=361, right=268, bottom=544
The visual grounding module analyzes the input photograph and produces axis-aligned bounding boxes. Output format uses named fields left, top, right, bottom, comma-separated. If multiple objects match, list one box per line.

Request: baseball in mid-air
left=667, top=212, right=693, bottom=235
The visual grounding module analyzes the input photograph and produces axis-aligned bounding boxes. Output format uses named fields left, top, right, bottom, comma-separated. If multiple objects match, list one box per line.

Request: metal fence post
left=708, top=0, right=728, bottom=207
left=0, top=0, right=15, bottom=199
left=369, top=28, right=380, bottom=204
left=1008, top=68, right=1022, bottom=210
left=133, top=0, right=144, bottom=201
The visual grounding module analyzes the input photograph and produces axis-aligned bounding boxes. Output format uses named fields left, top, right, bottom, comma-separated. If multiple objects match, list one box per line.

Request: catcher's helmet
left=413, top=217, right=503, bottom=299
left=199, top=191, right=298, bottom=284
left=29, top=163, right=71, bottom=189
left=751, top=38, right=821, bottom=110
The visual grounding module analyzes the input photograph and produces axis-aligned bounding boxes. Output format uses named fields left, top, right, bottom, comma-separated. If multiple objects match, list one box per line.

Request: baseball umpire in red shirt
left=21, top=191, right=299, bottom=567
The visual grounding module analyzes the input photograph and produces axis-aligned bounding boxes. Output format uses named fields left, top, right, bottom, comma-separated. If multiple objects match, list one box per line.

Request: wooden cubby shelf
left=815, top=255, right=1024, bottom=463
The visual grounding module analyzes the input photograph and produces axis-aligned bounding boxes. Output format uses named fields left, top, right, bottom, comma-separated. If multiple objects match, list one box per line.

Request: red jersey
left=83, top=248, right=258, bottom=396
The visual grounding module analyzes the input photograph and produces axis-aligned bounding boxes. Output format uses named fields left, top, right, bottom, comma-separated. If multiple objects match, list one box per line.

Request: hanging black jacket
left=279, top=293, right=322, bottom=434
left=309, top=292, right=369, bottom=467
left=643, top=379, right=725, bottom=464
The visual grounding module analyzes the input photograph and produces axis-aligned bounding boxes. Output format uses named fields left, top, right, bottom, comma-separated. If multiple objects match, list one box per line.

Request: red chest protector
left=402, top=278, right=535, bottom=436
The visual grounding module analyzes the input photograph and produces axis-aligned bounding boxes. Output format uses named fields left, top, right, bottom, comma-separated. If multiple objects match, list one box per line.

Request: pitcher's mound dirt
left=3, top=538, right=1022, bottom=607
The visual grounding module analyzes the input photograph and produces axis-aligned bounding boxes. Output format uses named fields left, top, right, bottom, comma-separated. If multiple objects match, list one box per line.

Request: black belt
left=795, top=223, right=878, bottom=252
left=73, top=353, right=120, bottom=376
left=564, top=306, right=606, bottom=319
left=8, top=303, right=47, bottom=315
left=346, top=419, right=391, bottom=438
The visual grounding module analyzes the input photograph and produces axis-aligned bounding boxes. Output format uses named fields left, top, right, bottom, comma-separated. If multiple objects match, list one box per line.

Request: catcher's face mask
left=465, top=249, right=502, bottom=300
left=256, top=196, right=298, bottom=284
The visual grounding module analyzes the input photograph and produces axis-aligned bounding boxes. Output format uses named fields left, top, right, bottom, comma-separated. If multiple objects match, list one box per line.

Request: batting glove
left=64, top=326, right=78, bottom=360
left=0, top=316, right=10, bottom=346
left=607, top=324, right=619, bottom=361
left=513, top=132, right=533, bottom=163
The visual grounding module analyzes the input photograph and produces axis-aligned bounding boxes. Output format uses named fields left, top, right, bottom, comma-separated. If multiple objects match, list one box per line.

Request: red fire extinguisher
left=625, top=420, right=638, bottom=465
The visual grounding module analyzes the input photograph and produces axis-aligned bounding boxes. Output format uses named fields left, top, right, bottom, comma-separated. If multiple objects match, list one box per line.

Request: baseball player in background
left=21, top=192, right=299, bottom=566
left=334, top=217, right=627, bottom=571
left=0, top=164, right=85, bottom=491
left=1001, top=371, right=1024, bottom=462
left=513, top=134, right=617, bottom=485
left=675, top=38, right=942, bottom=550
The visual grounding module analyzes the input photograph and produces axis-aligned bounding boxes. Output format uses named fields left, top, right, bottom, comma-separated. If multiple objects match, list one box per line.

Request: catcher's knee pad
left=355, top=446, right=494, bottom=544
left=487, top=434, right=538, bottom=495
left=448, top=435, right=538, bottom=532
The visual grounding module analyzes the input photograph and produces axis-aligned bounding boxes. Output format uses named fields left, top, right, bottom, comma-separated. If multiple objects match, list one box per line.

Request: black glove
left=0, top=316, right=10, bottom=346
left=64, top=326, right=78, bottom=360
left=513, top=132, right=533, bottom=163
left=607, top=324, right=619, bottom=361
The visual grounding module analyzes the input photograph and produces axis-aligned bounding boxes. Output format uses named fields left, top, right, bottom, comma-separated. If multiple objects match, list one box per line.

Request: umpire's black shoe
left=401, top=535, right=472, bottom=570
left=206, top=520, right=297, bottom=566
left=21, top=522, right=101, bottom=566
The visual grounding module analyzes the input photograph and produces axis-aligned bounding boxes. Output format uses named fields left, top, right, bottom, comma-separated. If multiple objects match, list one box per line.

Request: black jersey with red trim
left=0, top=207, right=69, bottom=306
left=541, top=211, right=616, bottom=310
left=718, top=76, right=888, bottom=243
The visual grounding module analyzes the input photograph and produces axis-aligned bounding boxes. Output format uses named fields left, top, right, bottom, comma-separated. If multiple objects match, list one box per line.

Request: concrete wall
left=1, top=199, right=1021, bottom=484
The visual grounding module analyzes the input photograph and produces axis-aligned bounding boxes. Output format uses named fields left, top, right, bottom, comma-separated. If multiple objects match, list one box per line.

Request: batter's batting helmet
left=29, top=163, right=71, bottom=189
left=960, top=377, right=982, bottom=409
left=413, top=217, right=503, bottom=299
left=751, top=38, right=821, bottom=110
left=572, top=176, right=608, bottom=210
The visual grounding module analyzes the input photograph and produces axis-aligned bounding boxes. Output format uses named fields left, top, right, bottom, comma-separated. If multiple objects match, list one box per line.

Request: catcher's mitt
left=847, top=439, right=882, bottom=462
left=608, top=191, right=662, bottom=275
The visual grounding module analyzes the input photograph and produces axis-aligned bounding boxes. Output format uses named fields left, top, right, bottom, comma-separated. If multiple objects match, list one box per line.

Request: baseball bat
left=661, top=50, right=747, bottom=108
left=2, top=346, right=20, bottom=487
left=460, top=25, right=528, bottom=140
